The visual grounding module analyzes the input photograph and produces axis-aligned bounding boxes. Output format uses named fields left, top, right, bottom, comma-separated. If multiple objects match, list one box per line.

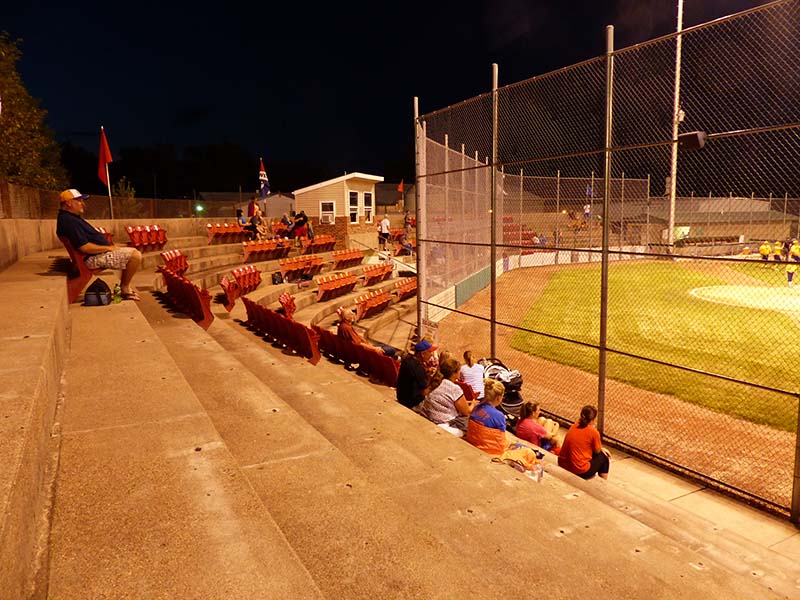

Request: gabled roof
left=292, top=172, right=384, bottom=195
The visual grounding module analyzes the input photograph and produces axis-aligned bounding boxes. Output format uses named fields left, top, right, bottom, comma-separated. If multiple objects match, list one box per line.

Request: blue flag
left=259, top=158, right=270, bottom=199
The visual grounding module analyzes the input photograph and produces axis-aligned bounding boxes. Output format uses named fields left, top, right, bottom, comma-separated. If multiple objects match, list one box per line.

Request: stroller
left=482, top=358, right=524, bottom=434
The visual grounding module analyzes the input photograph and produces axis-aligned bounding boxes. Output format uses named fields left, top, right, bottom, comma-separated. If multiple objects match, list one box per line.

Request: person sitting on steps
left=56, top=189, right=142, bottom=301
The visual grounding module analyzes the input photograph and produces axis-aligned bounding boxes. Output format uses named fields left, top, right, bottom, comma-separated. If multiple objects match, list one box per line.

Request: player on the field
left=759, top=241, right=771, bottom=266
left=787, top=262, right=797, bottom=287
left=773, top=240, right=784, bottom=263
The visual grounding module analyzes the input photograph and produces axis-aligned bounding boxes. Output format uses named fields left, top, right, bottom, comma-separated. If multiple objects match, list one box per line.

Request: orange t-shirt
left=557, top=423, right=601, bottom=475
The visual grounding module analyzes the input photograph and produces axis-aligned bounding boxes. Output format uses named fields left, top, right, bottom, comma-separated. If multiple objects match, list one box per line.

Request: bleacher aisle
left=47, top=298, right=323, bottom=599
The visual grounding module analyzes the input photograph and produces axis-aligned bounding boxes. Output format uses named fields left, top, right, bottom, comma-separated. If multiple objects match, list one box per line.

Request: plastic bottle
left=532, top=463, right=544, bottom=482
left=113, top=283, right=122, bottom=304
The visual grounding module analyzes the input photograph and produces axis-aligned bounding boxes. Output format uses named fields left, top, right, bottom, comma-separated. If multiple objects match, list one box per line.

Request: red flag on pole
left=98, top=127, right=113, bottom=186
left=397, top=179, right=404, bottom=193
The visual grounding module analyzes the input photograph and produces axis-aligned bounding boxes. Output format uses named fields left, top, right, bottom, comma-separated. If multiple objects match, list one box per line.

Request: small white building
left=293, top=172, right=384, bottom=249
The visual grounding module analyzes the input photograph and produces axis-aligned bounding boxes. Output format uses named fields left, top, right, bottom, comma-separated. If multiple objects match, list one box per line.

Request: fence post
left=749, top=192, right=754, bottom=243
left=646, top=175, right=651, bottom=249
left=784, top=192, right=788, bottom=232
left=490, top=63, right=499, bottom=359
left=768, top=192, right=772, bottom=237
left=620, top=172, right=625, bottom=249
left=555, top=170, right=561, bottom=263
left=792, top=394, right=800, bottom=525
left=519, top=167, right=524, bottom=249
left=414, top=97, right=427, bottom=339
left=598, top=25, right=614, bottom=434
left=589, top=171, right=595, bottom=248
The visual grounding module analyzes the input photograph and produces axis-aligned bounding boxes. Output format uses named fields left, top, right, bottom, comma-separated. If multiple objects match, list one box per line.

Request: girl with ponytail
left=557, top=405, right=610, bottom=480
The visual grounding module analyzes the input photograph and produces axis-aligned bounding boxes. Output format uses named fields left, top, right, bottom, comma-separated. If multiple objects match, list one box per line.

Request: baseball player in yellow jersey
left=787, top=262, right=798, bottom=286
left=774, top=240, right=784, bottom=263
left=759, top=241, right=771, bottom=265
left=791, top=239, right=800, bottom=262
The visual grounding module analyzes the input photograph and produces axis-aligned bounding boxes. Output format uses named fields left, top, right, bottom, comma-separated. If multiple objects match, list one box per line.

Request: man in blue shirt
left=56, top=189, right=143, bottom=300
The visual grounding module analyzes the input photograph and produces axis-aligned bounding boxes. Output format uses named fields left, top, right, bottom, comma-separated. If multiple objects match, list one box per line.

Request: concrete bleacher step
left=135, top=295, right=497, bottom=598
left=47, top=300, right=324, bottom=599
left=188, top=299, right=794, bottom=598
left=140, top=239, right=241, bottom=270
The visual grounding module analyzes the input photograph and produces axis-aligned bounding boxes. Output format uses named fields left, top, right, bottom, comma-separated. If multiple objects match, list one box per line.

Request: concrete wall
left=0, top=218, right=214, bottom=274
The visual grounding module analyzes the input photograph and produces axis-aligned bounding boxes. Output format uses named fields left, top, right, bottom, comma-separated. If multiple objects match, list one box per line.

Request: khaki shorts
left=85, top=247, right=136, bottom=270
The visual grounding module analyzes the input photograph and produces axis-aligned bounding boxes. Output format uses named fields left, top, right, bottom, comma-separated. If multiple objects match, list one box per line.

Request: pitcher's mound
left=690, top=285, right=800, bottom=312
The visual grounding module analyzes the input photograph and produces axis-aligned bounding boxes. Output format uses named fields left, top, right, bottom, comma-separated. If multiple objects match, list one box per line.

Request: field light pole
left=598, top=24, right=615, bottom=434
left=668, top=0, right=684, bottom=251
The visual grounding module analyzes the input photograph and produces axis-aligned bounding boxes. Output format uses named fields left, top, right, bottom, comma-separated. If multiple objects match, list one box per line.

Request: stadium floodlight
left=678, top=131, right=708, bottom=151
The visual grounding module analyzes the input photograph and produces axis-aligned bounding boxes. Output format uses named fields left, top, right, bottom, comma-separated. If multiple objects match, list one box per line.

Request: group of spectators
left=396, top=342, right=610, bottom=480
left=238, top=199, right=311, bottom=244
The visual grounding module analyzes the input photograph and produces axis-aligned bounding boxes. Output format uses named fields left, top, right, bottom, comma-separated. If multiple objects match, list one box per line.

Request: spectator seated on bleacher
left=336, top=308, right=398, bottom=357
left=465, top=379, right=507, bottom=455
left=396, top=340, right=436, bottom=410
left=245, top=208, right=268, bottom=241
left=459, top=351, right=485, bottom=400
left=56, top=188, right=143, bottom=301
left=396, top=232, right=414, bottom=256
left=557, top=404, right=610, bottom=480
left=420, top=356, right=479, bottom=437
left=515, top=401, right=560, bottom=454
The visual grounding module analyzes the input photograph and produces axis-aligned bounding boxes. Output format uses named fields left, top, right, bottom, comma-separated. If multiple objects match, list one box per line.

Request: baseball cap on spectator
left=414, top=340, right=437, bottom=353
left=59, top=189, right=90, bottom=203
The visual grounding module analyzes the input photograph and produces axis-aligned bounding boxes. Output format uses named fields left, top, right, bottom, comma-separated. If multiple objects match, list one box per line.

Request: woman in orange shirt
left=557, top=405, right=610, bottom=480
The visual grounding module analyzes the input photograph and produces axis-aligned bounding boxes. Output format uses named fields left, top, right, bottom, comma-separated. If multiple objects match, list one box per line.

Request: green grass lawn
left=510, top=261, right=799, bottom=430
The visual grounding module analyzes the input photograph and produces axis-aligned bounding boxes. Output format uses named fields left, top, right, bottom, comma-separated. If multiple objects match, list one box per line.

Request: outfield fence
left=415, top=0, right=800, bottom=521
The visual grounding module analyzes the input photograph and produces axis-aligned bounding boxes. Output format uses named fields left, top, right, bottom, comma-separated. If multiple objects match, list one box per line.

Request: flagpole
left=106, top=162, right=114, bottom=220
left=100, top=125, right=114, bottom=220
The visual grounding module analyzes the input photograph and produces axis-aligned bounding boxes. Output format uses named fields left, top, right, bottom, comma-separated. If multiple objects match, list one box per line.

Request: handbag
left=84, top=278, right=112, bottom=306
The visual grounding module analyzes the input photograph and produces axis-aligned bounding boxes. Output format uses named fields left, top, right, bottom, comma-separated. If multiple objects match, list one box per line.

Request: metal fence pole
left=519, top=168, right=524, bottom=248
left=646, top=174, right=651, bottom=249
left=784, top=192, right=788, bottom=232
left=414, top=97, right=427, bottom=339
left=768, top=192, right=773, bottom=237
left=619, top=172, right=625, bottom=249
left=749, top=192, right=754, bottom=243
left=490, top=63, right=499, bottom=358
left=589, top=171, right=595, bottom=249
left=796, top=205, right=800, bottom=240
left=792, top=395, right=800, bottom=525
left=555, top=170, right=561, bottom=263
left=598, top=25, right=614, bottom=434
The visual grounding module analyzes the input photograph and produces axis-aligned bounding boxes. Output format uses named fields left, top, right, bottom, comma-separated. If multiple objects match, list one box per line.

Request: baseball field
left=508, top=259, right=799, bottom=431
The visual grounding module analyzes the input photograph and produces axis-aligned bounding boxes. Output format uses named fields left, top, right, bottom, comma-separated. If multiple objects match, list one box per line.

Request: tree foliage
left=0, top=32, right=66, bottom=188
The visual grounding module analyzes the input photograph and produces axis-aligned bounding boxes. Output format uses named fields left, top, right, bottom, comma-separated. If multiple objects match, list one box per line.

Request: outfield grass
left=510, top=261, right=799, bottom=431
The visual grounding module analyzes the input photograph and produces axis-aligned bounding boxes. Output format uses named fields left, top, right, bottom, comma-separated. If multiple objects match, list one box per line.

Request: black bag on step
left=272, top=272, right=284, bottom=285
left=84, top=278, right=112, bottom=306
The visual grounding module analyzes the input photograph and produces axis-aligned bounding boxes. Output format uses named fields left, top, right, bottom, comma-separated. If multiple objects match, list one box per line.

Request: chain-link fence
left=1, top=179, right=240, bottom=220
left=416, top=0, right=800, bottom=521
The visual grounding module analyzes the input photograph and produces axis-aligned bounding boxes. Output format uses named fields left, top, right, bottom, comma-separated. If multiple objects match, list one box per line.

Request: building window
left=349, top=191, right=359, bottom=224
left=363, top=192, right=373, bottom=223
left=320, top=201, right=335, bottom=224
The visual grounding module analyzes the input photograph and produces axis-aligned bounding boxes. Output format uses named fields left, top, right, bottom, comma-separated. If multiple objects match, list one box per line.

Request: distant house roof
left=292, top=172, right=384, bottom=195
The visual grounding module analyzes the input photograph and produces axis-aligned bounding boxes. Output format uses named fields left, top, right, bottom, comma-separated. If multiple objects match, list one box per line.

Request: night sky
left=2, top=0, right=768, bottom=194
